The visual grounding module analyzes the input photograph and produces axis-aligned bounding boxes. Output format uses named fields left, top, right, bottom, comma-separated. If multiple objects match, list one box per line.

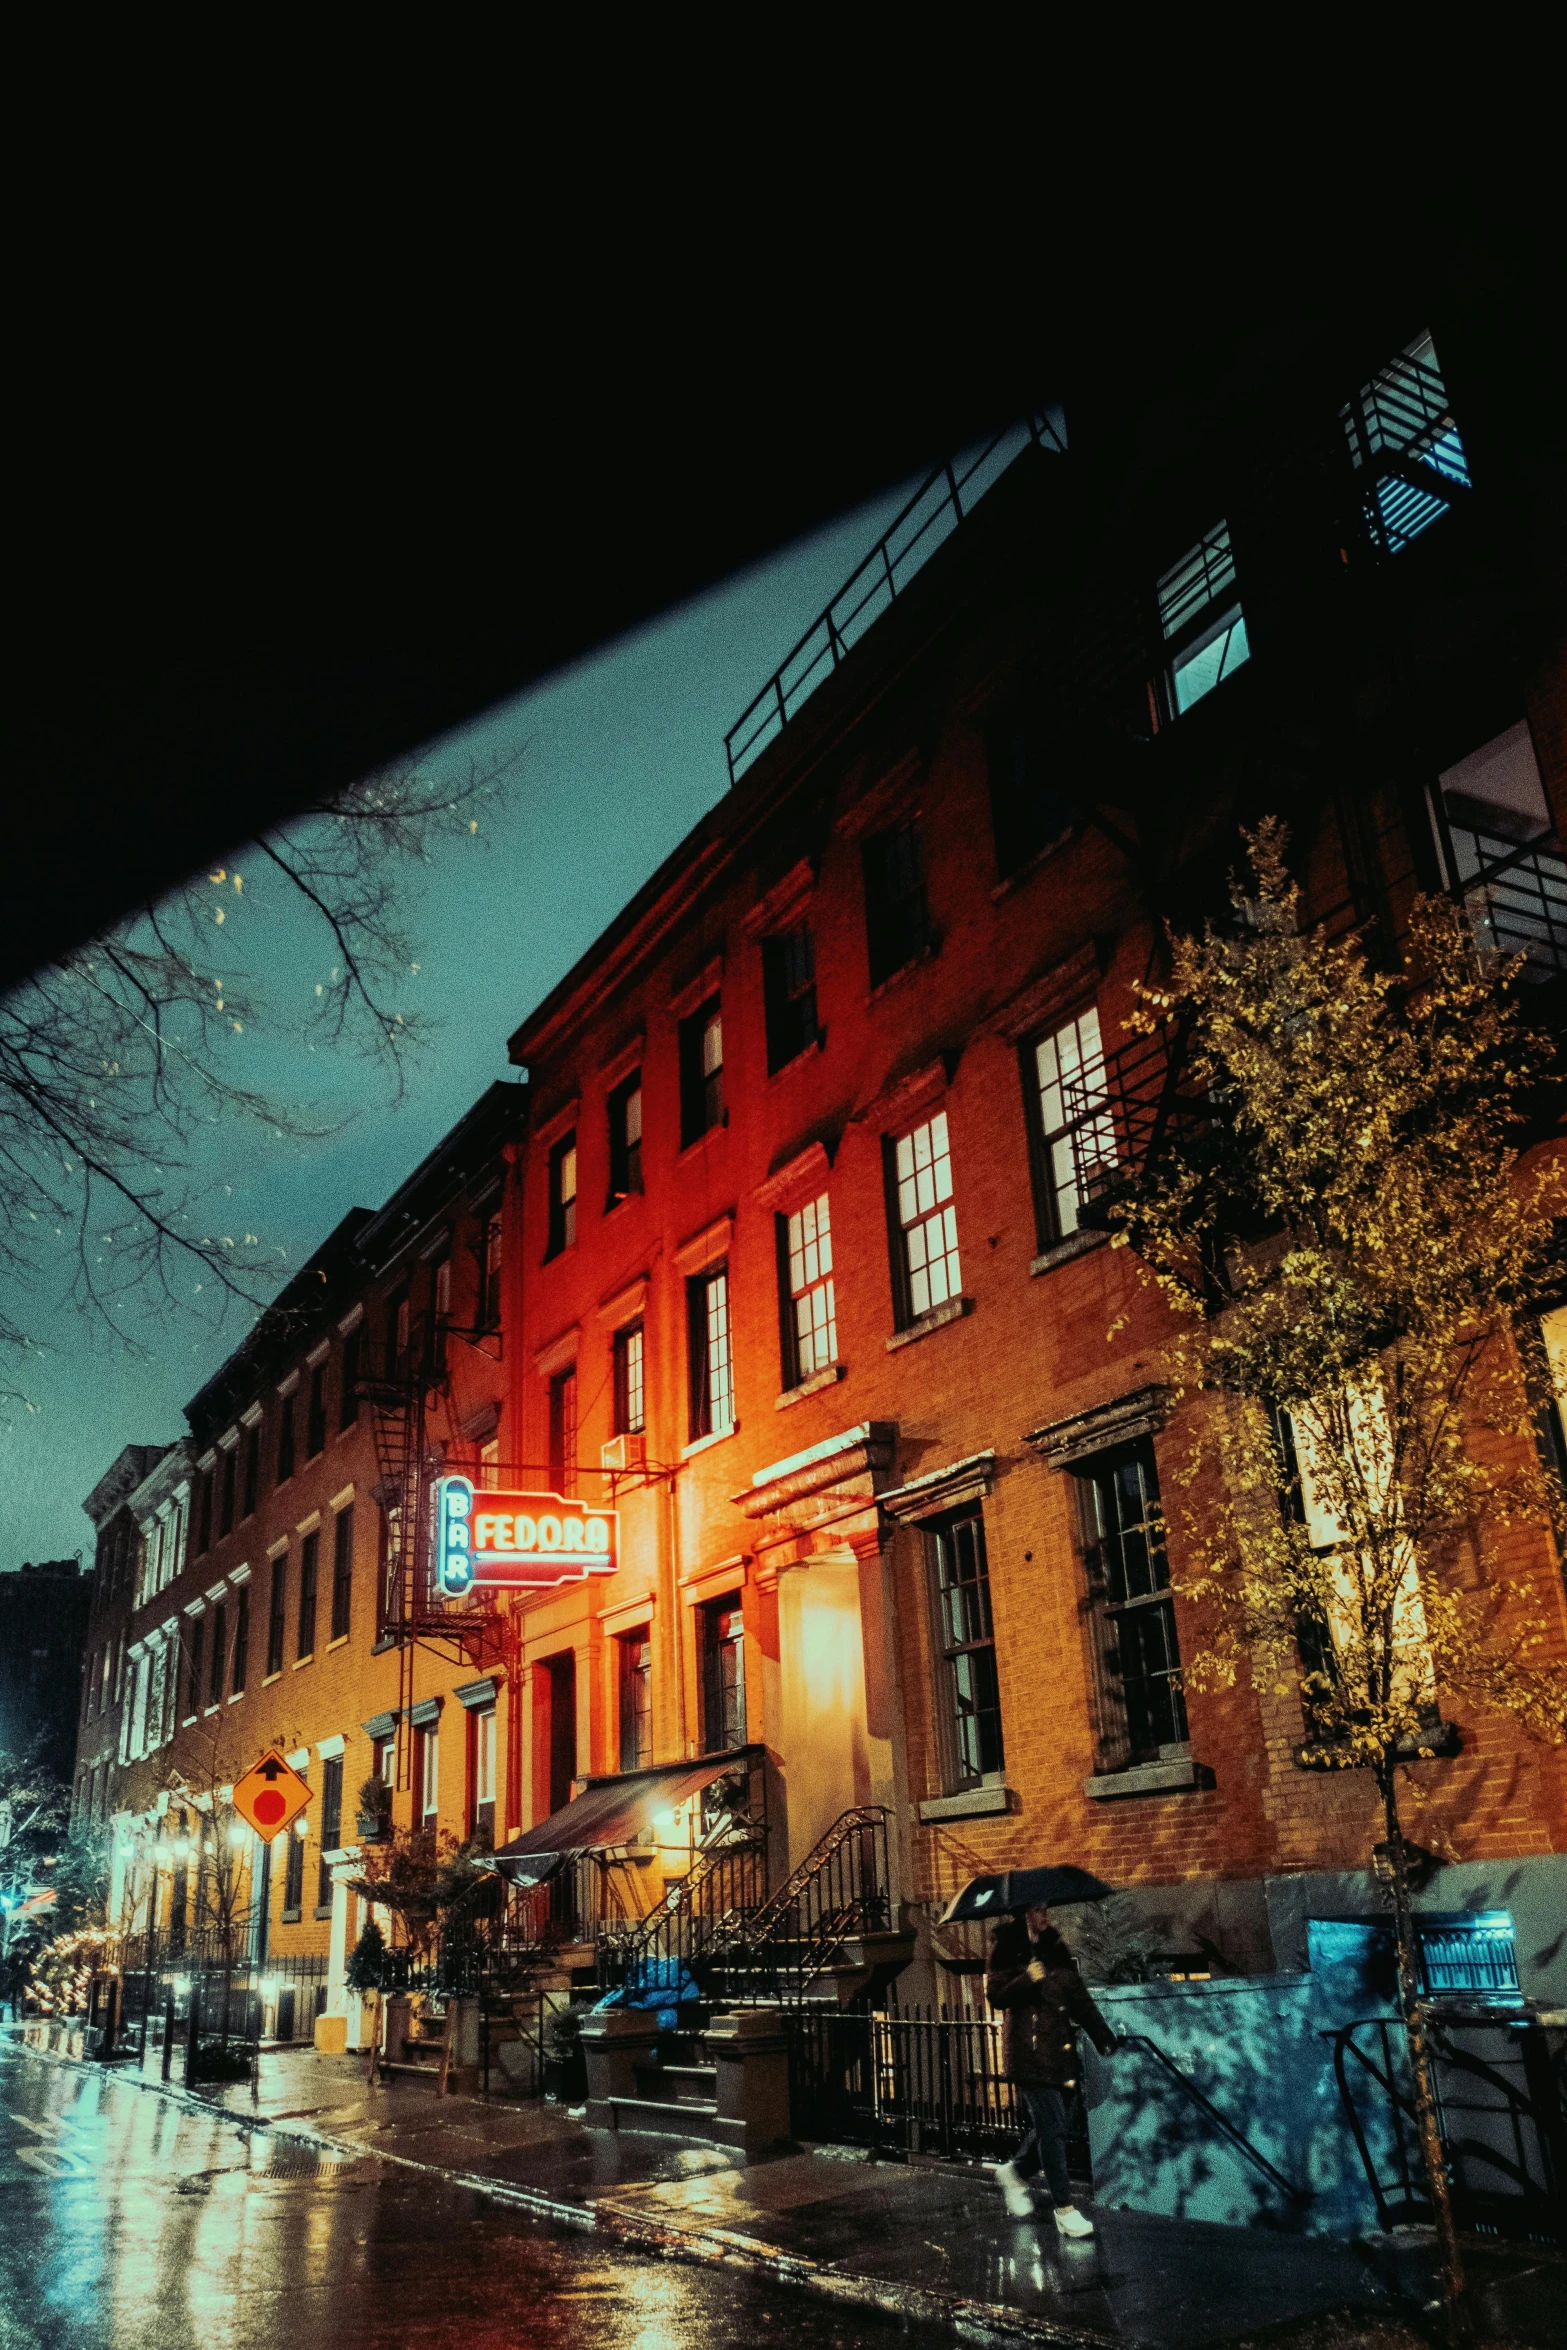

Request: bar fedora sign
left=436, top=1475, right=618, bottom=1595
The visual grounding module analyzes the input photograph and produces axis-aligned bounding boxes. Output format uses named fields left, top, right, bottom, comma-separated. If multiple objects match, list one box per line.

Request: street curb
left=4, top=2035, right=1137, bottom=2349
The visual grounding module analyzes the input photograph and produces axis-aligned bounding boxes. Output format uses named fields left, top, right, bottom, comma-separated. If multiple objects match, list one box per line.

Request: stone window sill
left=866, top=939, right=939, bottom=1007
left=294, top=1654, right=314, bottom=1670
left=327, top=1633, right=349, bottom=1652
left=1030, top=1229, right=1107, bottom=1277
left=682, top=1423, right=739, bottom=1461
left=281, top=1907, right=302, bottom=1925
left=917, top=1780, right=1013, bottom=1823
left=885, top=1296, right=973, bottom=1353
left=313, top=1903, right=334, bottom=1921
left=1083, top=1755, right=1202, bottom=1799
left=775, top=1364, right=847, bottom=1411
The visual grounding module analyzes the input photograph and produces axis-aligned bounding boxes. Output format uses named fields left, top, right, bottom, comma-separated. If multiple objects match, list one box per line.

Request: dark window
left=479, top=1211, right=503, bottom=1331
left=687, top=1265, right=734, bottom=1441
left=207, top=1605, right=226, bottom=1707
left=1155, top=521, right=1250, bottom=720
left=763, top=923, right=819, bottom=1071
left=318, top=1755, right=343, bottom=1908
left=276, top=1393, right=295, bottom=1485
left=390, top=1289, right=411, bottom=1375
left=929, top=1511, right=1004, bottom=1789
left=185, top=1618, right=204, bottom=1720
left=613, top=1323, right=645, bottom=1436
left=339, top=1325, right=362, bottom=1428
left=470, top=1706, right=496, bottom=1844
left=266, top=1555, right=287, bottom=1677
left=607, top=1073, right=643, bottom=1204
left=432, top=1255, right=451, bottom=1375
left=1075, top=1439, right=1187, bottom=1765
left=863, top=821, right=930, bottom=989
left=330, top=1507, right=354, bottom=1642
left=1028, top=1007, right=1116, bottom=1244
left=986, top=708, right=1076, bottom=880
left=700, top=1596, right=745, bottom=1752
left=546, top=1133, right=578, bottom=1257
left=548, top=1368, right=578, bottom=1495
left=283, top=1789, right=305, bottom=1917
left=886, top=1113, right=961, bottom=1327
left=197, top=1467, right=214, bottom=1554
left=219, top=1448, right=236, bottom=1537
left=619, top=1632, right=653, bottom=1771
left=241, top=1423, right=260, bottom=1519
left=298, top=1530, right=319, bottom=1662
left=231, top=1586, right=249, bottom=1697
left=679, top=996, right=724, bottom=1146
left=306, top=1363, right=327, bottom=1458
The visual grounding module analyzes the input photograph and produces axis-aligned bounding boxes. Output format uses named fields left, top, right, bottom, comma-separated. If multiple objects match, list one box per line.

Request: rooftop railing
left=724, top=410, right=1066, bottom=784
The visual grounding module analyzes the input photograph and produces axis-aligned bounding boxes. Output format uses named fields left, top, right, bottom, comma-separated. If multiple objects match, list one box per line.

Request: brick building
left=0, top=1558, right=94, bottom=1780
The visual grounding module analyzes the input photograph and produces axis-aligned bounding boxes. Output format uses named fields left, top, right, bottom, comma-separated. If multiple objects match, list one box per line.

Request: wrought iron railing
left=1447, top=823, right=1567, bottom=980
left=1063, top=1021, right=1213, bottom=1220
left=724, top=413, right=1066, bottom=783
left=1340, top=338, right=1470, bottom=558
left=703, top=1805, right=891, bottom=2003
left=594, top=1833, right=769, bottom=1993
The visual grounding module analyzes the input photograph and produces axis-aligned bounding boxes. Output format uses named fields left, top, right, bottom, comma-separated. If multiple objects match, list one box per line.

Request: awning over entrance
left=485, top=1750, right=753, bottom=1885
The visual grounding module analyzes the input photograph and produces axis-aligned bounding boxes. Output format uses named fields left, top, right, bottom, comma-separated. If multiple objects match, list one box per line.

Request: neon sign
left=436, top=1475, right=618, bottom=1595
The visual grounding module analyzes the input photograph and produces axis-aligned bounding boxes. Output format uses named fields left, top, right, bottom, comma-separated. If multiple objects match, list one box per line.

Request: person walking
left=986, top=1901, right=1118, bottom=2236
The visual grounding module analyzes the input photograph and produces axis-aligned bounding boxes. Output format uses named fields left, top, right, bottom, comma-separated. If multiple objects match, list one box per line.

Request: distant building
left=76, top=1445, right=176, bottom=1830
left=0, top=1559, right=94, bottom=1776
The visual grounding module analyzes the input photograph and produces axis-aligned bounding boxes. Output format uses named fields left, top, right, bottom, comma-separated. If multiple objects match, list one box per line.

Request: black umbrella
left=937, top=1866, right=1115, bottom=1924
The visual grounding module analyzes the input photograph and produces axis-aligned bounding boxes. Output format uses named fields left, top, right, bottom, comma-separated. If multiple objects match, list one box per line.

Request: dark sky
left=1, top=481, right=911, bottom=1570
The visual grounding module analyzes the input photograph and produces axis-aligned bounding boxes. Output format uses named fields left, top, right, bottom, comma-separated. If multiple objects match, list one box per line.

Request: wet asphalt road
left=0, top=2042, right=943, bottom=2350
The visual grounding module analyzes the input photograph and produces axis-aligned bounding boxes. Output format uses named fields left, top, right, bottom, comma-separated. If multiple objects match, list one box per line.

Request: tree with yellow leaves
left=1112, top=820, right=1567, bottom=2313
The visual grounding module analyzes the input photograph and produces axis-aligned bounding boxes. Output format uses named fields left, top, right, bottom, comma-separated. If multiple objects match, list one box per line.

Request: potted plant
left=355, top=1775, right=393, bottom=1844
left=345, top=1917, right=390, bottom=1993
left=542, top=2001, right=590, bottom=2104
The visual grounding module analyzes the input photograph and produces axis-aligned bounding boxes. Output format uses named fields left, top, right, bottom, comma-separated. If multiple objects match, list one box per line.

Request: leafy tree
left=342, top=1825, right=488, bottom=1965
left=1111, top=822, right=1567, bottom=2313
left=0, top=1739, right=105, bottom=2006
left=0, top=753, right=510, bottom=1382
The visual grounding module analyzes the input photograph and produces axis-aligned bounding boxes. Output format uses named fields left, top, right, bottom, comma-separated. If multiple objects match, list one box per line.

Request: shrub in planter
left=542, top=2001, right=590, bottom=2103
left=356, top=1776, right=393, bottom=1843
left=345, top=1918, right=390, bottom=1993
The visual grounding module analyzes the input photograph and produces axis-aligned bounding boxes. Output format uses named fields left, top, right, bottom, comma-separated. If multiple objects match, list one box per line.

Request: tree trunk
left=1378, top=1764, right=1466, bottom=2313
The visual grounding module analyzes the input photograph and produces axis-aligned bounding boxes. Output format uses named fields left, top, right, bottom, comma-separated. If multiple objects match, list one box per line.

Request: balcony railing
left=1448, top=823, right=1567, bottom=981
left=1063, top=1022, right=1213, bottom=1221
left=724, top=411, right=1066, bottom=784
left=1340, top=336, right=1470, bottom=557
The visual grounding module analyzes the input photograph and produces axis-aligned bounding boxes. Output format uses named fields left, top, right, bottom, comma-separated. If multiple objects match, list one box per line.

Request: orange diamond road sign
left=231, top=1749, right=311, bottom=1843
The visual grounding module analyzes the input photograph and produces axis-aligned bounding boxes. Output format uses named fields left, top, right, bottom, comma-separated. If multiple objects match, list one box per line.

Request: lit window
left=680, top=998, right=724, bottom=1145
left=1033, top=1006, right=1117, bottom=1239
left=472, top=1707, right=496, bottom=1842
left=1157, top=521, right=1250, bottom=716
left=547, top=1134, right=577, bottom=1256
left=420, top=1725, right=439, bottom=1821
left=700, top=1596, right=745, bottom=1751
left=892, top=1113, right=960, bottom=1322
left=608, top=1073, right=643, bottom=1202
left=478, top=1438, right=500, bottom=1490
left=614, top=1322, right=645, bottom=1436
left=688, top=1266, right=734, bottom=1439
left=1341, top=331, right=1470, bottom=555
left=548, top=1366, right=578, bottom=1495
left=1075, top=1440, right=1187, bottom=1766
left=930, top=1510, right=1004, bottom=1789
left=783, top=1192, right=837, bottom=1383
left=619, top=1635, right=653, bottom=1771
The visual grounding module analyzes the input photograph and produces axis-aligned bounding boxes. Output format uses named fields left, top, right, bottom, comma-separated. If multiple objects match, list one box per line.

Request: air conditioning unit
left=600, top=1433, right=646, bottom=1473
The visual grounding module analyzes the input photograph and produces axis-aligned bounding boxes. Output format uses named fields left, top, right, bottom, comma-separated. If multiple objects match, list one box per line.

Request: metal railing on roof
left=723, top=410, right=1067, bottom=785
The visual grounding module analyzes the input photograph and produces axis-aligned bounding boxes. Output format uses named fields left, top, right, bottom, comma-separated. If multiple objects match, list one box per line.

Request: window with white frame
left=547, top=1133, right=578, bottom=1256
left=687, top=1265, right=734, bottom=1439
left=890, top=1113, right=961, bottom=1323
left=613, top=1321, right=645, bottom=1436
left=472, top=1707, right=496, bottom=1842
left=1156, top=521, right=1250, bottom=717
left=1032, top=1006, right=1117, bottom=1241
left=781, top=1192, right=837, bottom=1384
left=419, top=1723, right=440, bottom=1821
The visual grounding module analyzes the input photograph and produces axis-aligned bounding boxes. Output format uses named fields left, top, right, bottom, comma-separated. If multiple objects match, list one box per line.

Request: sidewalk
left=15, top=2031, right=1563, bottom=2349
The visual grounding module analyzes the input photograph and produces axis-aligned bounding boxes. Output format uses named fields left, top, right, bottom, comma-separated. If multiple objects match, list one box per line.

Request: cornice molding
left=752, top=1139, right=833, bottom=1215
left=739, top=858, right=815, bottom=940
left=1025, top=1384, right=1172, bottom=1469
left=674, top=1214, right=733, bottom=1277
left=990, top=941, right=1105, bottom=1045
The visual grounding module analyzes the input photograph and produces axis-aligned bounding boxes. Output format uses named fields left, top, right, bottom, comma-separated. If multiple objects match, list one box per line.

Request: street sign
left=231, top=1749, right=311, bottom=1843
left=435, top=1475, right=618, bottom=1596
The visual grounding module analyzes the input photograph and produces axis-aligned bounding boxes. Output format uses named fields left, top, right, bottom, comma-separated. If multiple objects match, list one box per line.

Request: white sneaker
left=1053, top=2204, right=1096, bottom=2239
left=994, top=2160, right=1036, bottom=2218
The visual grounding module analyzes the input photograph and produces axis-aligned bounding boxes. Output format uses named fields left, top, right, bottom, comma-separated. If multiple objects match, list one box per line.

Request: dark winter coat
left=985, top=1921, right=1117, bottom=2086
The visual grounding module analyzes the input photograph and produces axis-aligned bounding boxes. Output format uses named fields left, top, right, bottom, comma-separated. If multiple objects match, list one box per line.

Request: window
left=298, top=1530, right=319, bottom=1662
left=197, top=1466, right=213, bottom=1554
left=471, top=1707, right=496, bottom=1843
left=339, top=1325, right=362, bottom=1429
left=479, top=1210, right=503, bottom=1331
left=548, top=1367, right=577, bottom=1495
left=185, top=1617, right=204, bottom=1721
left=219, top=1448, right=236, bottom=1537
left=679, top=996, right=724, bottom=1146
left=1075, top=1440, right=1187, bottom=1765
left=700, top=1596, right=745, bottom=1752
left=547, top=1133, right=578, bottom=1256
left=206, top=1605, right=226, bottom=1708
left=864, top=820, right=930, bottom=988
left=318, top=1755, right=343, bottom=1909
left=780, top=1191, right=836, bottom=1385
left=1341, top=331, right=1470, bottom=557
left=1031, top=1006, right=1117, bottom=1242
left=231, top=1585, right=249, bottom=1696
left=929, top=1510, right=1005, bottom=1789
left=687, top=1266, right=734, bottom=1440
left=275, top=1392, right=295, bottom=1485
left=478, top=1439, right=500, bottom=1490
left=608, top=1073, right=643, bottom=1203
left=419, top=1724, right=439, bottom=1821
left=889, top=1112, right=961, bottom=1324
left=618, top=1633, right=653, bottom=1772
left=1156, top=521, right=1250, bottom=717
left=283, top=1793, right=305, bottom=1917
left=242, top=1422, right=260, bottom=1519
left=375, top=1733, right=396, bottom=1785
left=763, top=922, right=819, bottom=1071
left=613, top=1322, right=645, bottom=1436
left=330, top=1506, right=354, bottom=1642
left=306, top=1363, right=327, bottom=1458
left=986, top=707, right=1076, bottom=880
left=266, top=1555, right=287, bottom=1676
left=391, top=1289, right=411, bottom=1374
left=432, top=1254, right=451, bottom=1374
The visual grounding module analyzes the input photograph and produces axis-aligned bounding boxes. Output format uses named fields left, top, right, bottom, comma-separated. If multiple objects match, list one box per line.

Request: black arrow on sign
left=256, top=1758, right=287, bottom=1781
